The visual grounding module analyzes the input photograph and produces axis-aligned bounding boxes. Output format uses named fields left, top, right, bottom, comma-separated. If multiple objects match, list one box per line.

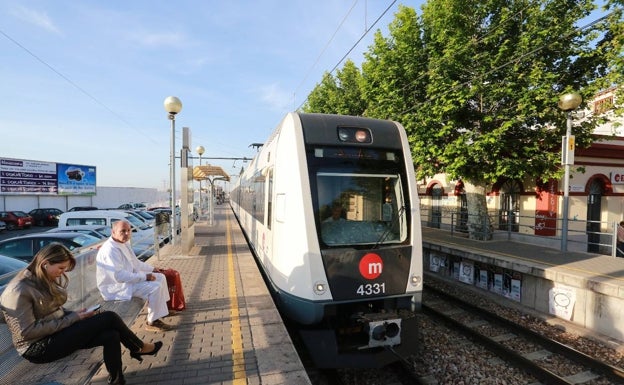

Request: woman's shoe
left=130, top=341, right=163, bottom=362
left=107, top=373, right=126, bottom=385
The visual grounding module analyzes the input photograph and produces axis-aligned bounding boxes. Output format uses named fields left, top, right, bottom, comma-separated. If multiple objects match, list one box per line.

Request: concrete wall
left=0, top=187, right=170, bottom=212
left=423, top=244, right=624, bottom=343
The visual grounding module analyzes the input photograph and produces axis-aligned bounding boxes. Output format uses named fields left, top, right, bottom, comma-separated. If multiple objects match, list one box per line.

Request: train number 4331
left=356, top=283, right=386, bottom=296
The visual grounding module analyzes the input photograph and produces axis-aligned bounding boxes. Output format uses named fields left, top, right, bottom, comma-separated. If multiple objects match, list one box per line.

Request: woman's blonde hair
left=27, top=243, right=76, bottom=303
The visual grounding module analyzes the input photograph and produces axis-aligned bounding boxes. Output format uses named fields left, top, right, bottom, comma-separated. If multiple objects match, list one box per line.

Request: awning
left=193, top=165, right=230, bottom=181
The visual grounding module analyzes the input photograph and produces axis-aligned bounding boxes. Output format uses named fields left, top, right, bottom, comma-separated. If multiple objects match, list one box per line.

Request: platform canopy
left=193, top=165, right=230, bottom=181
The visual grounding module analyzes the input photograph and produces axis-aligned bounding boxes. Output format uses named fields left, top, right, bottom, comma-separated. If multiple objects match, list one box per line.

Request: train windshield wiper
left=372, top=205, right=405, bottom=249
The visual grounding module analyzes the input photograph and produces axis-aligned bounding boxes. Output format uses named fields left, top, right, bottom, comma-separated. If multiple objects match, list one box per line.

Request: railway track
left=423, top=284, right=624, bottom=384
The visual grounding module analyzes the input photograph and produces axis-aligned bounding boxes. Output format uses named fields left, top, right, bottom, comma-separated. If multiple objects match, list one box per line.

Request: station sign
left=611, top=171, right=624, bottom=185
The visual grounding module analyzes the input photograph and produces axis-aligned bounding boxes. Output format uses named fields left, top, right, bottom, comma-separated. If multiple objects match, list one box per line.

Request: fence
left=421, top=205, right=624, bottom=257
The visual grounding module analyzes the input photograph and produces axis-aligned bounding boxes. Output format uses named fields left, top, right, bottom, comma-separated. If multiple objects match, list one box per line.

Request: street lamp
left=196, top=145, right=205, bottom=216
left=558, top=92, right=582, bottom=252
left=164, top=96, right=182, bottom=245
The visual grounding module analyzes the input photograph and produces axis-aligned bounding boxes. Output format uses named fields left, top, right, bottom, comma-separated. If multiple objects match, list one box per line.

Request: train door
left=586, top=179, right=603, bottom=253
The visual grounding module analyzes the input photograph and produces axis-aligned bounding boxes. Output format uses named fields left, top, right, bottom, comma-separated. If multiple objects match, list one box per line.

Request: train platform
left=90, top=206, right=311, bottom=385
left=421, top=226, right=624, bottom=348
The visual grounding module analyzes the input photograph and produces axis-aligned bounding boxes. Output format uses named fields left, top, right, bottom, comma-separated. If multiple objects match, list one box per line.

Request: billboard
left=0, top=157, right=96, bottom=196
left=57, top=163, right=97, bottom=195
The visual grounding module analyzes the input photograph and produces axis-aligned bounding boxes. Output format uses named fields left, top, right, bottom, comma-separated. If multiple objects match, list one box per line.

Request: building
left=419, top=88, right=624, bottom=254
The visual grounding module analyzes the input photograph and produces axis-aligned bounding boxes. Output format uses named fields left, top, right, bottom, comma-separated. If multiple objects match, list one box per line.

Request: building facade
left=419, top=88, right=624, bottom=254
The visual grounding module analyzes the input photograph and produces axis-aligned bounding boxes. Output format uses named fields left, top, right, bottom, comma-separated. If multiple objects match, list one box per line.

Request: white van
left=57, top=210, right=157, bottom=248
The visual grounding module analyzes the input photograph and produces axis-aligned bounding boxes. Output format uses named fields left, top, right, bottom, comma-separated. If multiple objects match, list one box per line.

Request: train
left=230, top=112, right=423, bottom=367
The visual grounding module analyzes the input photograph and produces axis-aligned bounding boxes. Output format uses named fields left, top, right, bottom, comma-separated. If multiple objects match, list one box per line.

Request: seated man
left=323, top=202, right=346, bottom=223
left=96, top=220, right=173, bottom=332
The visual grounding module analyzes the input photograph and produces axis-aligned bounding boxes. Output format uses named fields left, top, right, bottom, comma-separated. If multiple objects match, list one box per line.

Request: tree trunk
left=464, top=181, right=492, bottom=240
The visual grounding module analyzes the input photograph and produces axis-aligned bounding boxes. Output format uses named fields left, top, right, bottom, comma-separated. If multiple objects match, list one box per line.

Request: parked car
left=0, top=253, right=27, bottom=290
left=119, top=209, right=155, bottom=227
left=46, top=225, right=154, bottom=261
left=28, top=208, right=64, bottom=226
left=0, top=221, right=6, bottom=232
left=67, top=206, right=99, bottom=212
left=0, top=232, right=102, bottom=262
left=0, top=211, right=33, bottom=230
left=119, top=203, right=147, bottom=210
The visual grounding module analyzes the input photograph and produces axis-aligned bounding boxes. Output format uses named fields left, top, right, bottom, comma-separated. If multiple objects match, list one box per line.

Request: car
left=47, top=224, right=112, bottom=240
left=0, top=232, right=102, bottom=262
left=0, top=253, right=27, bottom=290
left=0, top=221, right=6, bottom=232
left=133, top=210, right=155, bottom=222
left=46, top=225, right=154, bottom=261
left=28, top=208, right=64, bottom=226
left=121, top=210, right=155, bottom=227
left=118, top=203, right=148, bottom=210
left=0, top=211, right=33, bottom=230
left=67, top=206, right=99, bottom=212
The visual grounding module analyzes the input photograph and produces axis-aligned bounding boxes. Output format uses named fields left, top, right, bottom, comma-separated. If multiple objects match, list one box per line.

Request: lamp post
left=196, top=145, right=205, bottom=217
left=164, top=96, right=182, bottom=245
left=558, top=92, right=582, bottom=252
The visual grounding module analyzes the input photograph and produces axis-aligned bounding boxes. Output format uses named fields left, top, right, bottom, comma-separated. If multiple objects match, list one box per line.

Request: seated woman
left=0, top=243, right=162, bottom=385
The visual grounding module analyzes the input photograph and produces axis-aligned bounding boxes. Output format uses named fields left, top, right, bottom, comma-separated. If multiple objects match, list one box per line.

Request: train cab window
left=316, top=172, right=407, bottom=246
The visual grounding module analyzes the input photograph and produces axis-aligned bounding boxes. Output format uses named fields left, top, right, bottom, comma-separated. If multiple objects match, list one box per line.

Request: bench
left=0, top=249, right=147, bottom=385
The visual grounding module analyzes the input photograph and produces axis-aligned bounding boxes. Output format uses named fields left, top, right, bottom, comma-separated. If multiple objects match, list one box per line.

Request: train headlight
left=337, top=127, right=372, bottom=143
left=410, top=275, right=422, bottom=287
left=355, top=130, right=369, bottom=142
left=313, top=281, right=328, bottom=295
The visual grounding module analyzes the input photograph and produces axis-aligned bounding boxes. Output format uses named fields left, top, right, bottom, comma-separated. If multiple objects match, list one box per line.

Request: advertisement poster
left=492, top=273, right=503, bottom=294
left=549, top=285, right=576, bottom=321
left=0, top=158, right=58, bottom=194
left=510, top=279, right=521, bottom=302
left=458, top=261, right=474, bottom=285
left=476, top=269, right=489, bottom=290
left=57, top=163, right=97, bottom=195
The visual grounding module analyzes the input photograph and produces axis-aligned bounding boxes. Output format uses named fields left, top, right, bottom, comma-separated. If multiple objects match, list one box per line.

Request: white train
left=230, top=112, right=423, bottom=367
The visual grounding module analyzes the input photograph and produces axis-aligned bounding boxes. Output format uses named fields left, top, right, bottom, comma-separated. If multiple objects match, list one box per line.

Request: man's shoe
left=145, top=319, right=173, bottom=332
left=168, top=310, right=178, bottom=317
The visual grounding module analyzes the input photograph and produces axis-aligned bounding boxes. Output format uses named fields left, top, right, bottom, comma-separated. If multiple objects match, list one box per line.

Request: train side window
left=267, top=168, right=273, bottom=229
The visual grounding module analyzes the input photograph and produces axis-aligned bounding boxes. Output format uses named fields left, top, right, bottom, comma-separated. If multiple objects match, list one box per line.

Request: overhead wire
left=293, top=0, right=359, bottom=106
left=0, top=28, right=159, bottom=145
left=293, top=1, right=614, bottom=119
left=396, top=11, right=614, bottom=117
left=295, top=0, right=398, bottom=111
left=373, top=0, right=538, bottom=111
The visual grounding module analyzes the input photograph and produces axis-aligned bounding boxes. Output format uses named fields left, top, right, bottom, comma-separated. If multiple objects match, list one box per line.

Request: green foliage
left=303, top=0, right=622, bottom=188
left=302, top=60, right=365, bottom=115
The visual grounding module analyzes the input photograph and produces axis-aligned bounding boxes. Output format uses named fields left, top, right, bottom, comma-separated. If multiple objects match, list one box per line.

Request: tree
left=361, top=6, right=428, bottom=122
left=302, top=72, right=339, bottom=114
left=302, top=59, right=365, bottom=115
left=407, top=0, right=612, bottom=239
left=303, top=0, right=622, bottom=239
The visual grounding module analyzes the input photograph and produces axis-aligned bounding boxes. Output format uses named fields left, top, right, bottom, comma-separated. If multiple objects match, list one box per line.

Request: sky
left=0, top=0, right=421, bottom=191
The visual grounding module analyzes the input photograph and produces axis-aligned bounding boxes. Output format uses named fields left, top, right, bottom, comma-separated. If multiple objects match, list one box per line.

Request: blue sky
left=0, top=1, right=416, bottom=190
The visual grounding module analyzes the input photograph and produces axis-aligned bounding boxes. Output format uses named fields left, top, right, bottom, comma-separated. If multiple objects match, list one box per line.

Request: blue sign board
left=57, top=163, right=97, bottom=195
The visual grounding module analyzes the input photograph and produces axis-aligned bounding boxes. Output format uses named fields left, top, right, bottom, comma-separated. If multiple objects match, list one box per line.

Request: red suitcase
left=163, top=268, right=186, bottom=311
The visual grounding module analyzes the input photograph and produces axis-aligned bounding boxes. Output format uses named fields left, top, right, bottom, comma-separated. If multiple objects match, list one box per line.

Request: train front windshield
left=310, top=148, right=409, bottom=247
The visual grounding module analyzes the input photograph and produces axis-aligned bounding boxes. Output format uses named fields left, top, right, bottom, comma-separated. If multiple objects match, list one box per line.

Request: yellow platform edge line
left=226, top=212, right=247, bottom=384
